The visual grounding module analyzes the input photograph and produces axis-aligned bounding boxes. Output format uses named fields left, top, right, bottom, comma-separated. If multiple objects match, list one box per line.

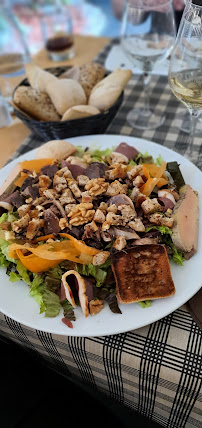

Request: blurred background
left=0, top=0, right=185, bottom=56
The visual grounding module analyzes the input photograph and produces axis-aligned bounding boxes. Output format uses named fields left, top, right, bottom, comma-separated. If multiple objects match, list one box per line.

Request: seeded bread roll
left=78, top=62, right=106, bottom=99
left=88, top=68, right=132, bottom=111
left=35, top=139, right=77, bottom=160
left=46, top=78, right=87, bottom=116
left=13, top=86, right=60, bottom=121
left=62, top=105, right=100, bottom=121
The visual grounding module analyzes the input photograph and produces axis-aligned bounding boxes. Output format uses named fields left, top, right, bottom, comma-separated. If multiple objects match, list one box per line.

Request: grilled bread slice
left=111, top=245, right=175, bottom=304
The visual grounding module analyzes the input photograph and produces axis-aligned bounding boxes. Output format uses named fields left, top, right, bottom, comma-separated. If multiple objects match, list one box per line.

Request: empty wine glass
left=168, top=0, right=202, bottom=160
left=121, top=0, right=176, bottom=130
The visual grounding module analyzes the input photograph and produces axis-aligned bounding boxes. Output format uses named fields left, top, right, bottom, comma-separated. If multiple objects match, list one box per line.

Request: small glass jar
left=40, top=5, right=75, bottom=62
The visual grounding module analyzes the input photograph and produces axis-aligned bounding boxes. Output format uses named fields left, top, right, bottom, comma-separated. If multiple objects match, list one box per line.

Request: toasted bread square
left=111, top=245, right=175, bottom=304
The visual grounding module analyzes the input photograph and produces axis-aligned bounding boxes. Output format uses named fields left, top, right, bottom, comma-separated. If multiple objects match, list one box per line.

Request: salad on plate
left=0, top=140, right=199, bottom=328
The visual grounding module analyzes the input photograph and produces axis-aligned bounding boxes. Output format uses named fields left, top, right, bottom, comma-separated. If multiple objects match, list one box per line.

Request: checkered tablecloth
left=0, top=40, right=201, bottom=428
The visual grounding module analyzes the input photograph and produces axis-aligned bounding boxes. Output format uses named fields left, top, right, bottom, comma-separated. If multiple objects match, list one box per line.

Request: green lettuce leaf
left=75, top=263, right=108, bottom=287
left=0, top=239, right=15, bottom=263
left=30, top=274, right=45, bottom=314
left=9, top=271, right=21, bottom=283
left=61, top=300, right=76, bottom=321
left=0, top=213, right=8, bottom=224
left=136, top=151, right=154, bottom=164
left=156, top=154, right=164, bottom=166
left=42, top=289, right=61, bottom=318
left=145, top=225, right=172, bottom=236
left=16, top=260, right=31, bottom=285
left=138, top=300, right=151, bottom=308
left=128, top=159, right=137, bottom=166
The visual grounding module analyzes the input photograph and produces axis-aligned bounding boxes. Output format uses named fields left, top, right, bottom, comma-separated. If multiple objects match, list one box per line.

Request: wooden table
left=0, top=35, right=109, bottom=168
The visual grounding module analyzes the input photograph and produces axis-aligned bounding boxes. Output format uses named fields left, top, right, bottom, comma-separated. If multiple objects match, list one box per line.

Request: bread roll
left=88, top=68, right=132, bottom=111
left=35, top=140, right=77, bottom=160
left=78, top=62, right=106, bottom=98
left=13, top=86, right=60, bottom=122
left=25, top=63, right=57, bottom=93
left=46, top=78, right=87, bottom=116
left=62, top=105, right=100, bottom=121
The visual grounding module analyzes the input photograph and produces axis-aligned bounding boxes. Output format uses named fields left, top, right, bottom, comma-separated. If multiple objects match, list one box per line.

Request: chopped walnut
left=149, top=213, right=173, bottom=228
left=17, top=204, right=31, bottom=218
left=65, top=203, right=77, bottom=215
left=68, top=203, right=95, bottom=226
left=105, top=212, right=126, bottom=226
left=141, top=198, right=163, bottom=215
left=26, top=218, right=44, bottom=240
left=93, top=209, right=106, bottom=223
left=89, top=299, right=104, bottom=315
left=107, top=204, right=118, bottom=214
left=93, top=251, right=110, bottom=266
left=133, top=175, right=145, bottom=188
left=85, top=178, right=108, bottom=196
left=106, top=180, right=126, bottom=196
left=110, top=151, right=128, bottom=164
left=105, top=163, right=127, bottom=180
left=81, top=191, right=92, bottom=204
left=67, top=180, right=81, bottom=198
left=83, top=153, right=92, bottom=164
left=127, top=165, right=143, bottom=180
left=113, top=236, right=126, bottom=251
left=38, top=175, right=52, bottom=189
left=59, top=218, right=69, bottom=230
left=13, top=214, right=30, bottom=233
left=77, top=175, right=90, bottom=187
left=128, top=218, right=145, bottom=232
left=118, top=204, right=137, bottom=222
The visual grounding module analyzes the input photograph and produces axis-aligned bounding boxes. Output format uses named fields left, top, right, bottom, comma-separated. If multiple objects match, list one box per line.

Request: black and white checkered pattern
left=1, top=40, right=202, bottom=428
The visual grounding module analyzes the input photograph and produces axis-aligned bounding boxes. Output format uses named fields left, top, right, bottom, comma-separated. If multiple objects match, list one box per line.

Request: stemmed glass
left=168, top=0, right=202, bottom=160
left=121, top=0, right=176, bottom=130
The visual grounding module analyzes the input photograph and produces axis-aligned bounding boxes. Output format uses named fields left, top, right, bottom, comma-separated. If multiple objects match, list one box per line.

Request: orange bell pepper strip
left=140, top=162, right=167, bottom=196
left=34, top=233, right=100, bottom=256
left=16, top=250, right=61, bottom=273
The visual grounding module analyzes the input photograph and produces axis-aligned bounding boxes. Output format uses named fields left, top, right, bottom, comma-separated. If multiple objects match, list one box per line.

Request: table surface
left=0, top=34, right=109, bottom=168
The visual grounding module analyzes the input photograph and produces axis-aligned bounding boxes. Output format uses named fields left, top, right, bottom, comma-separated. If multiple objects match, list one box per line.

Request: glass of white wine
left=169, top=0, right=202, bottom=159
left=121, top=0, right=176, bottom=130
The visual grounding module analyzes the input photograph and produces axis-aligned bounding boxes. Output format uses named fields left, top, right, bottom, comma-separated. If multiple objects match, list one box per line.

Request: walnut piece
left=93, top=251, right=110, bottom=266
left=89, top=299, right=104, bottom=316
left=59, top=218, right=69, bottom=230
left=68, top=203, right=95, bottom=226
left=85, top=178, right=108, bottom=196
left=38, top=175, right=52, bottom=189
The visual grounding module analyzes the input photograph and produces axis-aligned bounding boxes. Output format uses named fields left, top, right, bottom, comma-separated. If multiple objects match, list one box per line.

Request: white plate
left=0, top=134, right=201, bottom=337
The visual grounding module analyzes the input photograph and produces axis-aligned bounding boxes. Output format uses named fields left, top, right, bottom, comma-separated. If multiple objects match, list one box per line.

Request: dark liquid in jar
left=46, top=36, right=73, bottom=52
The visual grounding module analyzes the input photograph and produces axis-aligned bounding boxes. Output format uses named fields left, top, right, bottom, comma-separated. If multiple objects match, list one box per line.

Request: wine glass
left=168, top=0, right=202, bottom=160
left=121, top=0, right=176, bottom=130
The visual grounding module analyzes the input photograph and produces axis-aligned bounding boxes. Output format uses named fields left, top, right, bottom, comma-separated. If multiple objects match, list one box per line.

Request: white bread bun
left=35, top=140, right=77, bottom=160
left=62, top=105, right=100, bottom=121
left=88, top=68, right=132, bottom=111
left=25, top=63, right=57, bottom=93
left=46, top=78, right=87, bottom=116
